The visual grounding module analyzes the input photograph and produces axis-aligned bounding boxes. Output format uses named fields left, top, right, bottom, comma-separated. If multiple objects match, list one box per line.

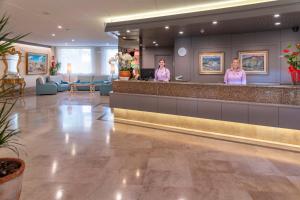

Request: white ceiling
left=0, top=0, right=277, bottom=47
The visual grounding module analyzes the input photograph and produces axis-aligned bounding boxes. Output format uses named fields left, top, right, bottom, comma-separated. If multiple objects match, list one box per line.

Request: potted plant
left=49, top=62, right=61, bottom=76
left=116, top=52, right=133, bottom=80
left=282, top=43, right=300, bottom=84
left=0, top=15, right=28, bottom=200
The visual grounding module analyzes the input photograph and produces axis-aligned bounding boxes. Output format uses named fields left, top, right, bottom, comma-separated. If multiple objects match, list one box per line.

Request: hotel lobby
left=1, top=0, right=300, bottom=200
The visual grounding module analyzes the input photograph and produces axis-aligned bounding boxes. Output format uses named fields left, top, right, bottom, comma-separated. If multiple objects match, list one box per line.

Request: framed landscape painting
left=199, top=52, right=224, bottom=74
left=26, top=52, right=48, bottom=75
left=239, top=51, right=268, bottom=74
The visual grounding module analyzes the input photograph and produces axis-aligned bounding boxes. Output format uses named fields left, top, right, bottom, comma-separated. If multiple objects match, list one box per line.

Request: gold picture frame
left=199, top=52, right=224, bottom=74
left=26, top=52, right=48, bottom=75
left=239, top=50, right=268, bottom=74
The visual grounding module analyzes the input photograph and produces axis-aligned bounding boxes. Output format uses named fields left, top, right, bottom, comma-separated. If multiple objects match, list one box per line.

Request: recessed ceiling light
left=58, top=25, right=63, bottom=29
left=274, top=14, right=280, bottom=18
left=155, top=43, right=159, bottom=46
left=179, top=31, right=184, bottom=35
left=200, top=29, right=205, bottom=34
left=153, top=41, right=156, bottom=44
left=51, top=33, right=55, bottom=37
left=126, top=30, right=130, bottom=33
left=122, top=36, right=127, bottom=39
left=212, top=20, right=218, bottom=25
left=165, top=26, right=169, bottom=30
left=71, top=39, right=75, bottom=42
left=275, top=22, right=281, bottom=26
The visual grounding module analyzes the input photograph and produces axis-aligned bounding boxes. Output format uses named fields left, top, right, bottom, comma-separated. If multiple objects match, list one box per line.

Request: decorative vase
left=119, top=70, right=131, bottom=80
left=289, top=66, right=300, bottom=85
left=0, top=158, right=25, bottom=200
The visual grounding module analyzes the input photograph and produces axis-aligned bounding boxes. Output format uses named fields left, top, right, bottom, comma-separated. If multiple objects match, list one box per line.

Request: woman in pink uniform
left=155, top=59, right=170, bottom=82
left=224, top=58, right=247, bottom=85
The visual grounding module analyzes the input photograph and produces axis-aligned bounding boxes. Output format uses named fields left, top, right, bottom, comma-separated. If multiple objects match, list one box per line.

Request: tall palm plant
left=0, top=15, right=29, bottom=55
left=0, top=14, right=28, bottom=155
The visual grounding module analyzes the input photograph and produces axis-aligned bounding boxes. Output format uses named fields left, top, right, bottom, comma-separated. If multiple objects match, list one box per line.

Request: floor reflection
left=1, top=92, right=299, bottom=200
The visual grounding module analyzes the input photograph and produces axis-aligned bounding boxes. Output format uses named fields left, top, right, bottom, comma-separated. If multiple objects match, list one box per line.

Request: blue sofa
left=75, top=75, right=112, bottom=95
left=46, top=75, right=69, bottom=92
left=36, top=77, right=57, bottom=95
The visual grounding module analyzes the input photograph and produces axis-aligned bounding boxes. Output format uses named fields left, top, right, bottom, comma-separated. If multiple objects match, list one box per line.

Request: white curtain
left=56, top=47, right=95, bottom=74
left=100, top=47, right=118, bottom=75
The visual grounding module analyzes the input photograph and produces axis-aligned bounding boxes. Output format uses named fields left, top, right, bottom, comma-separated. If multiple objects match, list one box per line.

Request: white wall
left=0, top=43, right=53, bottom=88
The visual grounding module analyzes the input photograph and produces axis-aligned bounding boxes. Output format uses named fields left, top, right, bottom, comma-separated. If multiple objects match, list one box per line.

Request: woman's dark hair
left=158, top=58, right=166, bottom=68
left=232, top=58, right=240, bottom=61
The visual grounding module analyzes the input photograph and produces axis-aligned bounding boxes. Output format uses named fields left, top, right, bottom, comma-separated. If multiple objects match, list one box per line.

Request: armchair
left=46, top=75, right=69, bottom=92
left=36, top=77, right=57, bottom=95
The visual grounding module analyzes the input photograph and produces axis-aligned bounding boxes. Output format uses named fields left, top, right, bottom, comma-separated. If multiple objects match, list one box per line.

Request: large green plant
left=0, top=14, right=28, bottom=155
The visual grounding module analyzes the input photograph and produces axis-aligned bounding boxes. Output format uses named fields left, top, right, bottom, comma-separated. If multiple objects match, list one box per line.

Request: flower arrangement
left=109, top=52, right=133, bottom=71
left=282, top=44, right=300, bottom=84
left=118, top=52, right=133, bottom=71
left=49, top=62, right=61, bottom=76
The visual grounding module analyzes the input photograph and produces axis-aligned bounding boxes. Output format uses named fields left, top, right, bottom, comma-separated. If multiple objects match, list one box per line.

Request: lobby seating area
left=36, top=75, right=113, bottom=95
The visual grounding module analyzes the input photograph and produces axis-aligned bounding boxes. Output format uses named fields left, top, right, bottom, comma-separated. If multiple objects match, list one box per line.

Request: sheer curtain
left=100, top=47, right=118, bottom=75
left=56, top=47, right=95, bottom=74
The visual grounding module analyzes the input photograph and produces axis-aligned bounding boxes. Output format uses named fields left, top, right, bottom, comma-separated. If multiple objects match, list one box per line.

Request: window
left=101, top=47, right=118, bottom=75
left=56, top=48, right=94, bottom=74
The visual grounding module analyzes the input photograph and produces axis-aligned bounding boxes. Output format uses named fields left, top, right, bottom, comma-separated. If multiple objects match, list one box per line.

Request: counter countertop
left=113, top=80, right=300, bottom=89
left=112, top=80, right=300, bottom=106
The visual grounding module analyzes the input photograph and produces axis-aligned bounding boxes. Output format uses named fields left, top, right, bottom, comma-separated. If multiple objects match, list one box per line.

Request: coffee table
left=69, top=83, right=96, bottom=94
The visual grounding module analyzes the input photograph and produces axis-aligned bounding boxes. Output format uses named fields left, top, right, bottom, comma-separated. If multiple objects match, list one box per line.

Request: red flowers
left=283, top=49, right=290, bottom=53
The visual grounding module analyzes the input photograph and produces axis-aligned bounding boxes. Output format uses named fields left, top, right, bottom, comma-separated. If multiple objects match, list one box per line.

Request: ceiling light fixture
left=153, top=41, right=156, bottom=44
left=165, top=26, right=169, bottom=30
left=212, top=20, right=218, bottom=25
left=274, top=22, right=281, bottom=26
left=58, top=25, right=63, bottom=29
left=122, top=36, right=127, bottom=39
left=106, top=0, right=276, bottom=23
left=51, top=33, right=56, bottom=37
left=126, top=30, right=130, bottom=33
left=155, top=43, right=159, bottom=46
left=273, top=14, right=280, bottom=18
left=72, top=39, right=75, bottom=42
left=179, top=31, right=184, bottom=35
left=200, top=29, right=205, bottom=34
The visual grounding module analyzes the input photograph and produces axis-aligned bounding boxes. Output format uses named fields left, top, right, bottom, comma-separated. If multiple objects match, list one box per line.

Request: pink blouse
left=224, top=69, right=247, bottom=85
left=155, top=67, right=170, bottom=82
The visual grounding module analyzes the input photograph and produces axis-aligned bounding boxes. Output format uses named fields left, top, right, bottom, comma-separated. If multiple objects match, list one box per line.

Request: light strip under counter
left=113, top=108, right=300, bottom=152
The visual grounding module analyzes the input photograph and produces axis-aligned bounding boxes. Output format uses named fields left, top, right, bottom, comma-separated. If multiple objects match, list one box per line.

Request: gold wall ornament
left=1, top=48, right=22, bottom=77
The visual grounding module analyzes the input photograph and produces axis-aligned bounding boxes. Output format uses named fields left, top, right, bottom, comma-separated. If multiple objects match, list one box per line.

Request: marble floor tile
left=0, top=92, right=299, bottom=200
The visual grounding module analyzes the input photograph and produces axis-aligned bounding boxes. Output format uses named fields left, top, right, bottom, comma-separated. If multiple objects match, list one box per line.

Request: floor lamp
left=67, top=63, right=72, bottom=82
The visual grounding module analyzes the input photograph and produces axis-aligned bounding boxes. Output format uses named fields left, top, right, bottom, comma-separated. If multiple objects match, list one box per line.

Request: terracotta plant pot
left=0, top=158, right=25, bottom=200
left=119, top=70, right=131, bottom=78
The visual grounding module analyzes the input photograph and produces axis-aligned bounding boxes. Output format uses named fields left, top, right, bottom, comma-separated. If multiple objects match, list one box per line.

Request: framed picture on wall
left=239, top=50, right=268, bottom=74
left=26, top=52, right=48, bottom=75
left=199, top=52, right=225, bottom=74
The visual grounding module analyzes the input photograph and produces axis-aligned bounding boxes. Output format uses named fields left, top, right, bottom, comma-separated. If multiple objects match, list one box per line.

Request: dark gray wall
left=142, top=47, right=173, bottom=69
left=174, top=29, right=300, bottom=84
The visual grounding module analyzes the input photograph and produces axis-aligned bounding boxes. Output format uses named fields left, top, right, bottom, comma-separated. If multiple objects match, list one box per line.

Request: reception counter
left=110, top=80, right=300, bottom=151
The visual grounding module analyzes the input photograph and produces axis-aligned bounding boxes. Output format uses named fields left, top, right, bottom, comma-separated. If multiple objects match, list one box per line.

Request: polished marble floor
left=2, top=92, right=300, bottom=200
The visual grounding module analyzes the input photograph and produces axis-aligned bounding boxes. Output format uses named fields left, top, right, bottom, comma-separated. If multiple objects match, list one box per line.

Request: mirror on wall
left=1, top=48, right=22, bottom=78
